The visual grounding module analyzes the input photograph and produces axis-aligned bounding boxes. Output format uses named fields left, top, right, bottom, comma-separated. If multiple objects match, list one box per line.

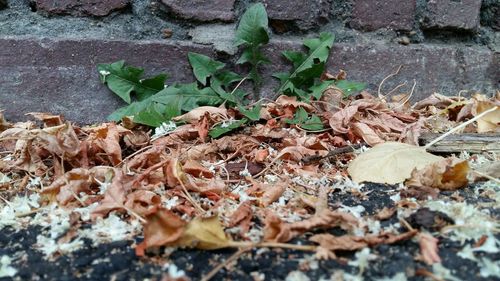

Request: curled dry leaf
left=42, top=166, right=113, bottom=205
left=406, top=157, right=469, bottom=191
left=347, top=142, right=443, bottom=184
left=34, top=122, right=81, bottom=158
left=179, top=216, right=232, bottom=250
left=136, top=208, right=186, bottom=256
left=172, top=106, right=228, bottom=124
left=263, top=209, right=359, bottom=243
left=274, top=95, right=315, bottom=112
left=124, top=190, right=161, bottom=216
left=374, top=207, right=396, bottom=220
left=183, top=160, right=213, bottom=178
left=351, top=122, right=384, bottom=146
left=310, top=230, right=417, bottom=259
left=328, top=105, right=359, bottom=134
left=474, top=101, right=499, bottom=133
left=260, top=182, right=286, bottom=207
left=92, top=169, right=139, bottom=218
left=228, top=201, right=253, bottom=234
left=87, top=123, right=123, bottom=166
left=418, top=232, right=441, bottom=265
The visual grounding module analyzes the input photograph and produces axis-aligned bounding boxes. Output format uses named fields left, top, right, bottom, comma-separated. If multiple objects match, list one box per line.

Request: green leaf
left=275, top=33, right=335, bottom=97
left=285, top=107, right=324, bottom=131
left=209, top=119, right=248, bottom=138
left=235, top=3, right=270, bottom=97
left=153, top=83, right=223, bottom=112
left=238, top=103, right=261, bottom=121
left=335, top=80, right=366, bottom=97
left=300, top=115, right=324, bottom=131
left=133, top=103, right=180, bottom=127
left=235, top=3, right=269, bottom=47
left=188, top=52, right=225, bottom=86
left=107, top=83, right=224, bottom=126
left=98, top=61, right=167, bottom=103
left=309, top=80, right=335, bottom=100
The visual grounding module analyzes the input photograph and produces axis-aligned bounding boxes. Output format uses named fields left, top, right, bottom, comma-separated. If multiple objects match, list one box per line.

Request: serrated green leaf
left=154, top=83, right=223, bottom=111
left=209, top=119, right=248, bottom=138
left=98, top=61, right=167, bottom=103
left=235, top=3, right=269, bottom=47
left=133, top=103, right=180, bottom=127
left=335, top=80, right=366, bottom=97
left=275, top=32, right=335, bottom=97
left=285, top=107, right=324, bottom=131
left=235, top=3, right=270, bottom=97
left=238, top=103, right=261, bottom=121
left=301, top=115, right=324, bottom=131
left=188, top=52, right=225, bottom=86
left=309, top=80, right=335, bottom=100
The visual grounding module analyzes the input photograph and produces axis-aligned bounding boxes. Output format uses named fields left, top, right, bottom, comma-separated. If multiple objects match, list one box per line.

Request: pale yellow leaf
left=347, top=142, right=443, bottom=184
left=179, top=216, right=232, bottom=250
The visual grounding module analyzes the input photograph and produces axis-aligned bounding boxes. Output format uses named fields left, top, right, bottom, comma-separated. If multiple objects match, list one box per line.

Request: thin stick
left=378, top=65, right=403, bottom=98
left=472, top=170, right=500, bottom=184
left=424, top=106, right=498, bottom=149
left=229, top=76, right=248, bottom=97
left=301, top=143, right=363, bottom=164
left=392, top=79, right=416, bottom=110
left=115, top=145, right=153, bottom=167
left=201, top=247, right=250, bottom=281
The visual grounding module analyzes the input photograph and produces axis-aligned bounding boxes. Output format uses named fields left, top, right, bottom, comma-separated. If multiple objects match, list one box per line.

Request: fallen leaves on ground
left=0, top=88, right=498, bottom=278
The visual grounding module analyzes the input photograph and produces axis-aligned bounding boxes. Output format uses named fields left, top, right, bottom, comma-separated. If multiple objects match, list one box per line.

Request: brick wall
left=0, top=0, right=498, bottom=123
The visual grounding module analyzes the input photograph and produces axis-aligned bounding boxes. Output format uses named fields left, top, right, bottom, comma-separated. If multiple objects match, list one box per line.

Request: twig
left=301, top=143, right=363, bottom=164
left=424, top=106, right=498, bottom=149
left=392, top=79, right=416, bottom=110
left=472, top=170, right=500, bottom=184
left=377, top=65, right=403, bottom=98
left=201, top=247, right=250, bottom=281
left=115, top=145, right=153, bottom=167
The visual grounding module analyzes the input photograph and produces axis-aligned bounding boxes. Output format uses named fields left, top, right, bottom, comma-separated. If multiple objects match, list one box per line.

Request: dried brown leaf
left=418, top=232, right=441, bottom=265
left=406, top=157, right=469, bottom=191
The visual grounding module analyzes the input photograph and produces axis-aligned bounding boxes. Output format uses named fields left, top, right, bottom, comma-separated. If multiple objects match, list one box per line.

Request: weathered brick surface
left=34, top=0, right=130, bottom=17
left=423, top=0, right=482, bottom=30
left=262, top=0, right=331, bottom=31
left=160, top=0, right=235, bottom=22
left=350, top=0, right=416, bottom=31
left=0, top=38, right=497, bottom=124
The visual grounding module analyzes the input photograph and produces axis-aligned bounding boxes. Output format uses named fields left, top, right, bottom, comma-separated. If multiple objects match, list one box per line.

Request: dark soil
left=1, top=183, right=499, bottom=281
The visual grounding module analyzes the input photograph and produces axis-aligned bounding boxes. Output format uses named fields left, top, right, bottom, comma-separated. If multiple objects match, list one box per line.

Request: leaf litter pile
left=0, top=90, right=499, bottom=281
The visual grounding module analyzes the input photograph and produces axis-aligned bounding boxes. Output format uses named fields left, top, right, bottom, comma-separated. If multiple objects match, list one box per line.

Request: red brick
left=262, top=0, right=331, bottom=31
left=34, top=0, right=130, bottom=17
left=350, top=0, right=416, bottom=31
left=0, top=38, right=497, bottom=124
left=423, top=0, right=482, bottom=30
left=160, top=0, right=235, bottom=22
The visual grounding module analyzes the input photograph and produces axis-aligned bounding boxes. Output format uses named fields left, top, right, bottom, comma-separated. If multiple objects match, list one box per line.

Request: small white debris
left=163, top=196, right=179, bottom=210
left=163, top=263, right=186, bottom=279
left=340, top=204, right=365, bottom=219
left=479, top=258, right=500, bottom=278
left=431, top=264, right=461, bottom=281
left=348, top=248, right=376, bottom=275
left=99, top=70, right=111, bottom=77
left=0, top=255, right=17, bottom=278
left=285, top=270, right=310, bottom=281
left=0, top=172, right=10, bottom=184
left=152, top=121, right=177, bottom=139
